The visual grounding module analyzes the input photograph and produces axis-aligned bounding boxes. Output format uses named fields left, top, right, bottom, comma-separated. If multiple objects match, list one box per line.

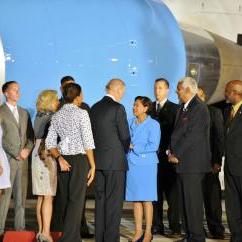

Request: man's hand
left=58, top=156, right=71, bottom=172
left=87, top=167, right=95, bottom=186
left=213, top=163, right=221, bottom=173
left=19, top=148, right=30, bottom=160
left=16, top=156, right=22, bottom=161
left=129, top=144, right=134, bottom=149
left=0, top=164, right=3, bottom=176
left=168, top=154, right=179, bottom=164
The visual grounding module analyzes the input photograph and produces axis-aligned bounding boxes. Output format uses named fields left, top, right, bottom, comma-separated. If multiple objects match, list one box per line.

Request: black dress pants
left=225, top=169, right=242, bottom=242
left=202, top=172, right=224, bottom=236
left=153, top=162, right=180, bottom=232
left=51, top=163, right=89, bottom=234
left=57, top=154, right=89, bottom=242
left=177, top=173, right=205, bottom=242
left=95, top=170, right=125, bottom=242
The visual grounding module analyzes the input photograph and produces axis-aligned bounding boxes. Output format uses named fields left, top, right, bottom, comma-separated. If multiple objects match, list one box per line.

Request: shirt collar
left=62, top=103, right=79, bottom=109
left=105, top=94, right=116, bottom=102
left=6, top=102, right=18, bottom=112
left=232, top=99, right=242, bottom=115
left=184, top=95, right=195, bottom=110
left=156, top=98, right=167, bottom=107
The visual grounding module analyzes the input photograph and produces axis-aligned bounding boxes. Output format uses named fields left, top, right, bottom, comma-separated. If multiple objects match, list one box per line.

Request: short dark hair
left=63, top=82, right=82, bottom=103
left=60, top=76, right=75, bottom=86
left=135, top=96, right=152, bottom=114
left=2, top=81, right=18, bottom=93
left=155, top=78, right=169, bottom=88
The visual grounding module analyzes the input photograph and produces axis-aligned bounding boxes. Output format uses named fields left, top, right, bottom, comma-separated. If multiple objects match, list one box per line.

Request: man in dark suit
left=51, top=76, right=94, bottom=239
left=169, top=77, right=211, bottom=242
left=150, top=78, right=181, bottom=236
left=90, top=79, right=130, bottom=242
left=197, top=87, right=225, bottom=239
left=224, top=80, right=242, bottom=242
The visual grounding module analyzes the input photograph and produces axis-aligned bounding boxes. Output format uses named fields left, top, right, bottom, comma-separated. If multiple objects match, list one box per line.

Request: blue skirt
left=125, top=163, right=157, bottom=201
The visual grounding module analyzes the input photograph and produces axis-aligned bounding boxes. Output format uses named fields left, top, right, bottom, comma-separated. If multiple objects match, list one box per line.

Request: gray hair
left=178, top=77, right=198, bottom=95
left=105, top=78, right=125, bottom=92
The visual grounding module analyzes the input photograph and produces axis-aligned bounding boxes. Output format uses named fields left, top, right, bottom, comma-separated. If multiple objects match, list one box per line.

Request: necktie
left=13, top=106, right=19, bottom=124
left=157, top=103, right=161, bottom=113
left=226, top=106, right=235, bottom=133
left=230, top=106, right=235, bottom=120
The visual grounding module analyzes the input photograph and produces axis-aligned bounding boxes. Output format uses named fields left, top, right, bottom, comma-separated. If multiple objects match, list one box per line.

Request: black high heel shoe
left=129, top=233, right=144, bottom=242
left=142, top=234, right=153, bottom=242
left=135, top=233, right=144, bottom=242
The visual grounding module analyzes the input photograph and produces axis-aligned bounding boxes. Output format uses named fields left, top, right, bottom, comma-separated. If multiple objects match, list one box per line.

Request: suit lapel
left=18, top=107, right=24, bottom=135
left=174, top=107, right=182, bottom=127
left=2, top=104, right=19, bottom=128
left=228, top=105, right=242, bottom=134
left=174, top=97, right=197, bottom=128
left=161, top=100, right=169, bottom=112
left=155, top=100, right=169, bottom=120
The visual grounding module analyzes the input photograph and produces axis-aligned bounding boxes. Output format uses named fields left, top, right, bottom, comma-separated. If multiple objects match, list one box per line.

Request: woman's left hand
left=87, top=167, right=95, bottom=186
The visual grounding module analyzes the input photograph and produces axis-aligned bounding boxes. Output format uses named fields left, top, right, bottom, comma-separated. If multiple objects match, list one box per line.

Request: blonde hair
left=36, top=90, right=58, bottom=112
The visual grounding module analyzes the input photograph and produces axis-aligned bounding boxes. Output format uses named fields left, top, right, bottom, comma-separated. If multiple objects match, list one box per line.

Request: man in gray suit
left=0, top=81, right=34, bottom=235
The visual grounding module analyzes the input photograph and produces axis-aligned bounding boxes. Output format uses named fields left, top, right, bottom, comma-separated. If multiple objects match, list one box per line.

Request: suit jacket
left=0, top=103, right=34, bottom=159
left=150, top=100, right=178, bottom=158
left=90, top=96, right=130, bottom=171
left=208, top=105, right=224, bottom=166
left=127, top=116, right=160, bottom=166
left=224, top=104, right=242, bottom=176
left=171, top=96, right=211, bottom=173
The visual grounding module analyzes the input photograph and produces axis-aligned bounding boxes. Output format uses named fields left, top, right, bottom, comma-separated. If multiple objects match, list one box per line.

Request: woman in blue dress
left=126, top=96, right=161, bottom=242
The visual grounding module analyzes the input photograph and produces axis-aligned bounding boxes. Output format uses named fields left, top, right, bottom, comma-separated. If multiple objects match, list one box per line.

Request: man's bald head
left=225, top=80, right=242, bottom=104
left=105, top=78, right=126, bottom=102
left=106, top=79, right=125, bottom=91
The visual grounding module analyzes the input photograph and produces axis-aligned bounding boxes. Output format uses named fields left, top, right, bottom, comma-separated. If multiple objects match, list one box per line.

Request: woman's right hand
left=0, top=164, right=3, bottom=176
left=58, top=156, right=71, bottom=172
left=87, top=167, right=95, bottom=186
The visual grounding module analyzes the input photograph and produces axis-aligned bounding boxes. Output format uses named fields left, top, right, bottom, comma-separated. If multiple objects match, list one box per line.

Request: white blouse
left=46, top=104, right=95, bottom=155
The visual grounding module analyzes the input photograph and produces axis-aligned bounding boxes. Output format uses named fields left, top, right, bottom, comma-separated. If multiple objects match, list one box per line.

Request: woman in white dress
left=32, top=90, right=59, bottom=242
left=0, top=124, right=11, bottom=198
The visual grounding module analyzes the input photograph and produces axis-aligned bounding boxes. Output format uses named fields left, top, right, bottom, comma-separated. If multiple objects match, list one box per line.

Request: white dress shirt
left=105, top=94, right=116, bottom=102
left=183, top=95, right=195, bottom=110
left=156, top=98, right=167, bottom=111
